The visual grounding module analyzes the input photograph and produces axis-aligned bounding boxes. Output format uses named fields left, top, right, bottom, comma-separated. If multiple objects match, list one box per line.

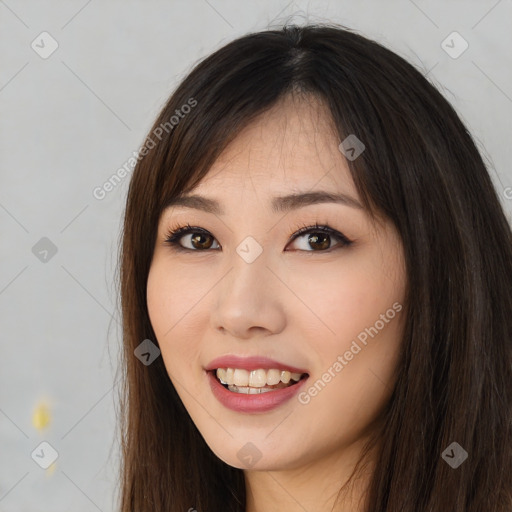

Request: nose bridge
left=211, top=233, right=285, bottom=336
left=226, top=233, right=272, bottom=301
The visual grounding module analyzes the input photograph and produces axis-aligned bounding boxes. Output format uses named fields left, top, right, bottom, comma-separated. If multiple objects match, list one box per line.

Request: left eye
left=288, top=225, right=351, bottom=251
left=164, top=223, right=352, bottom=252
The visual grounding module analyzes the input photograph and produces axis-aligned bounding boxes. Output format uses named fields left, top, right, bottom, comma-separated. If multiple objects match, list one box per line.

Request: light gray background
left=1, top=1, right=511, bottom=510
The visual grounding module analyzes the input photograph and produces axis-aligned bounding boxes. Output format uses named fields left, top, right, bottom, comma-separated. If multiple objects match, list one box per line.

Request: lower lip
left=207, top=371, right=308, bottom=413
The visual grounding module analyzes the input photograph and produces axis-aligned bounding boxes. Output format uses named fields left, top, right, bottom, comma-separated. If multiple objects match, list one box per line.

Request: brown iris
left=191, top=233, right=215, bottom=250
left=306, top=233, right=330, bottom=251
left=189, top=230, right=332, bottom=251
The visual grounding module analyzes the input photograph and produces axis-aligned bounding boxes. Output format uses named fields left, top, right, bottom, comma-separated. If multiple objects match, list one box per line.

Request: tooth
left=233, top=368, right=249, bottom=386
left=216, top=368, right=227, bottom=384
left=280, top=370, right=291, bottom=384
left=225, top=368, right=235, bottom=385
left=266, top=369, right=281, bottom=385
left=249, top=369, right=267, bottom=387
left=228, top=385, right=276, bottom=394
left=219, top=367, right=304, bottom=388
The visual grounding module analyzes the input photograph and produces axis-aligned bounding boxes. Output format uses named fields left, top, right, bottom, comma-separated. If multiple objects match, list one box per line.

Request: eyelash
left=163, top=222, right=353, bottom=253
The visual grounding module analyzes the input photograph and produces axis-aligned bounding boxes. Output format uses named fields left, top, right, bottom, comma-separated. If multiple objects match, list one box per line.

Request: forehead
left=190, top=94, right=357, bottom=198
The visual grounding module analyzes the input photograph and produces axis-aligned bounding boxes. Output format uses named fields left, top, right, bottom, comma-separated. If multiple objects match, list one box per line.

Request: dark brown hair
left=117, top=22, right=512, bottom=511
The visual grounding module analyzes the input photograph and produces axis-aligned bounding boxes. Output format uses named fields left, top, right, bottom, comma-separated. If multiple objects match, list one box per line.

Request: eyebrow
left=164, top=191, right=363, bottom=215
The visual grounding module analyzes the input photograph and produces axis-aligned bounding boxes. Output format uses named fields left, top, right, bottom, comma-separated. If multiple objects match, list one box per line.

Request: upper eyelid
left=164, top=223, right=351, bottom=249
left=164, top=223, right=339, bottom=239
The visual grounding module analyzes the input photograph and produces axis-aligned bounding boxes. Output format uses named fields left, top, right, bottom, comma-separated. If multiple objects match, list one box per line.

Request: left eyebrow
left=271, top=191, right=363, bottom=213
left=163, top=190, right=363, bottom=216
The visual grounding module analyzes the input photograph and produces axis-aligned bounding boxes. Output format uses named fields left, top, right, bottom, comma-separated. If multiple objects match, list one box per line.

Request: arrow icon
left=31, top=441, right=59, bottom=469
left=236, top=441, right=262, bottom=467
left=440, top=31, right=468, bottom=59
left=339, top=134, right=365, bottom=161
left=441, top=441, right=468, bottom=468
left=236, top=236, right=263, bottom=263
left=134, top=339, right=161, bottom=365
left=32, top=237, right=58, bottom=262
left=31, top=31, right=59, bottom=59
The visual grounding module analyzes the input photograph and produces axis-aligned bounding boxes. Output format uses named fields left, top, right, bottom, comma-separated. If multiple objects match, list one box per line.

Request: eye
left=164, top=222, right=353, bottom=252
left=164, top=223, right=220, bottom=251
left=287, top=222, right=353, bottom=252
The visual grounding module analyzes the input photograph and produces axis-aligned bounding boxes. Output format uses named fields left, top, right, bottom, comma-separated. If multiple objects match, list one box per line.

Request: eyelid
left=288, top=222, right=353, bottom=249
left=163, top=222, right=353, bottom=252
left=164, top=224, right=219, bottom=251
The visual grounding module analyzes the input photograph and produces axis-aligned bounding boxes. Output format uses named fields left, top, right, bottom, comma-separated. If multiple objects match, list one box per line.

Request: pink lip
left=205, top=355, right=308, bottom=374
left=206, top=370, right=308, bottom=413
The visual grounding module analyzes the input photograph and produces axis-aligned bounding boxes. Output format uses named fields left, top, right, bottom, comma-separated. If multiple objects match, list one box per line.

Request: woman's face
left=147, top=95, right=406, bottom=473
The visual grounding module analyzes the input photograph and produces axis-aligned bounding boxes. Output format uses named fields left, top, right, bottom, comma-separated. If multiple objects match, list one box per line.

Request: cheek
left=294, top=244, right=405, bottom=407
left=290, top=250, right=404, bottom=348
left=146, top=264, right=173, bottom=341
left=296, top=271, right=403, bottom=447
left=146, top=262, right=205, bottom=374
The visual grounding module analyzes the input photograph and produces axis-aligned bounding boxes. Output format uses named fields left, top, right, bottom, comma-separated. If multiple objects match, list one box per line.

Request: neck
left=244, top=437, right=376, bottom=512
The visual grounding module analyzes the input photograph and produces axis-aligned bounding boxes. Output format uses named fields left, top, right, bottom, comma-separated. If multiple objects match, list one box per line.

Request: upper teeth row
left=216, top=368, right=303, bottom=387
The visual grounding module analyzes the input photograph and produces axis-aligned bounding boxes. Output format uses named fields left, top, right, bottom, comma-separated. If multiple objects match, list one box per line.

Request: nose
left=210, top=242, right=287, bottom=340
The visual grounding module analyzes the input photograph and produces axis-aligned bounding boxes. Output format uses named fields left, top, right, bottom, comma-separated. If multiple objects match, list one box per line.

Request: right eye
left=164, top=224, right=221, bottom=252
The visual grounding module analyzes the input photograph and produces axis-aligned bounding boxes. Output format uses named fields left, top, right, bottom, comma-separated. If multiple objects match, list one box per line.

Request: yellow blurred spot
left=33, top=402, right=51, bottom=430
left=46, top=461, right=57, bottom=476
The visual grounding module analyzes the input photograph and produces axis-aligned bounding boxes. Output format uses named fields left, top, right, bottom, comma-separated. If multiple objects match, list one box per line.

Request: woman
left=118, top=23, right=512, bottom=511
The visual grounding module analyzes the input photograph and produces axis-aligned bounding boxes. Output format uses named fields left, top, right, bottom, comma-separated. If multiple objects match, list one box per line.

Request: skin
left=147, top=93, right=407, bottom=512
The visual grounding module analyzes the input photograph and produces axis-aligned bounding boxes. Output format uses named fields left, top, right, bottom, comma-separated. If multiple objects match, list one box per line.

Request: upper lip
left=205, top=355, right=309, bottom=374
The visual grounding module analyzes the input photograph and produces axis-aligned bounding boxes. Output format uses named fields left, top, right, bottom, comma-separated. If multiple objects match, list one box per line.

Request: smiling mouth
left=212, top=368, right=309, bottom=394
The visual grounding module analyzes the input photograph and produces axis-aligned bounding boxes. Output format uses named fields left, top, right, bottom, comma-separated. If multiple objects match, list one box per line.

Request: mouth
left=210, top=368, right=309, bottom=394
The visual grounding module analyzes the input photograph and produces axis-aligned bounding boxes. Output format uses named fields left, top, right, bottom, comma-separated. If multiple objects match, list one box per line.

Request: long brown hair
left=117, top=23, right=512, bottom=511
